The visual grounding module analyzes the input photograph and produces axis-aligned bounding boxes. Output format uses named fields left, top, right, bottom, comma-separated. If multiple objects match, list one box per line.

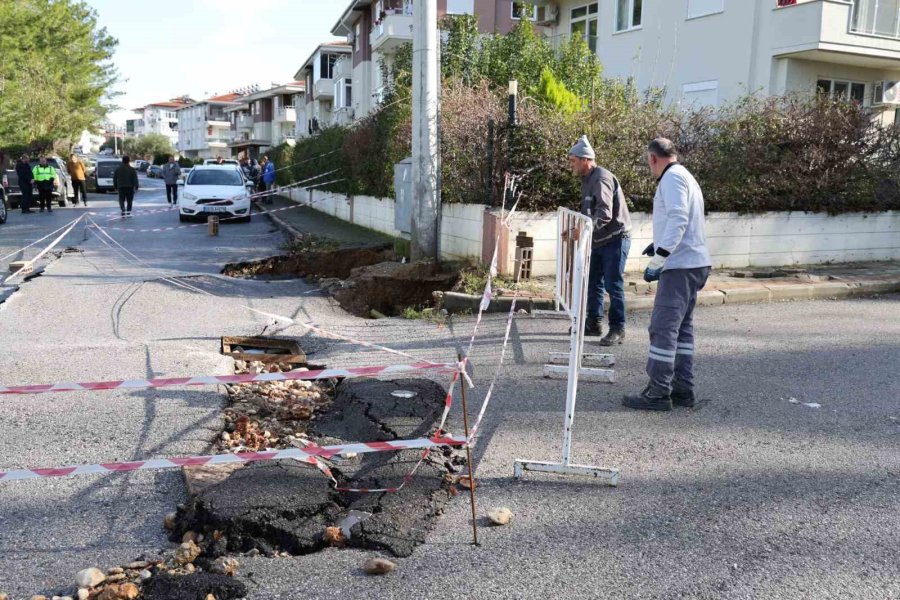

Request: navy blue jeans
left=586, top=235, right=631, bottom=329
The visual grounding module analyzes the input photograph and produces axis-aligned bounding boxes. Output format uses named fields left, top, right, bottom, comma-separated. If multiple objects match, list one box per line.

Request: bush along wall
left=279, top=14, right=900, bottom=215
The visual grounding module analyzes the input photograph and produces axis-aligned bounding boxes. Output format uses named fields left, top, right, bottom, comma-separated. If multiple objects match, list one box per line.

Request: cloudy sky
left=86, top=0, right=347, bottom=124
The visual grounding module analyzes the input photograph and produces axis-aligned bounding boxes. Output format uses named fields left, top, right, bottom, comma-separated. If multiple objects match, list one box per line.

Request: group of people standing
left=567, top=135, right=712, bottom=413
left=238, top=155, right=276, bottom=203
left=12, top=154, right=88, bottom=214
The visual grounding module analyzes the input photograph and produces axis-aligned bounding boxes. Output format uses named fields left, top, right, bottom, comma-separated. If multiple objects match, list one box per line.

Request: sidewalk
left=256, top=195, right=395, bottom=249
left=259, top=195, right=900, bottom=312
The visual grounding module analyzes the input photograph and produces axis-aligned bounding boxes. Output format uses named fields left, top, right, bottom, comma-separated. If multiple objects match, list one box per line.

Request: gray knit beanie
left=568, top=135, right=595, bottom=160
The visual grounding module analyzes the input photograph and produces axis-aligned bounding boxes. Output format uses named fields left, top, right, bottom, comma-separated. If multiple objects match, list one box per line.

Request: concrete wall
left=287, top=186, right=900, bottom=272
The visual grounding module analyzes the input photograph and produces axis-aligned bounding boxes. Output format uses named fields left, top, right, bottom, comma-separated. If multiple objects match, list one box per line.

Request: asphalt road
left=0, top=180, right=898, bottom=598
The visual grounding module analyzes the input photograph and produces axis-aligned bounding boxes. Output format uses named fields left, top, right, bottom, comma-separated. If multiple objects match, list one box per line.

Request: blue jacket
left=262, top=162, right=275, bottom=185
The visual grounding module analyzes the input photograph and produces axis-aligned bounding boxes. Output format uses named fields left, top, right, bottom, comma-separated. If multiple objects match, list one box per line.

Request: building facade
left=128, top=100, right=191, bottom=144
left=176, top=93, right=242, bottom=160
left=547, top=0, right=900, bottom=122
left=228, top=82, right=306, bottom=158
left=294, top=42, right=354, bottom=137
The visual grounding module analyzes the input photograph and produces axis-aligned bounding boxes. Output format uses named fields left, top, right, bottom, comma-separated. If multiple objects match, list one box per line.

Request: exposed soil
left=221, top=244, right=396, bottom=280
left=142, top=571, right=247, bottom=600
left=173, top=378, right=465, bottom=559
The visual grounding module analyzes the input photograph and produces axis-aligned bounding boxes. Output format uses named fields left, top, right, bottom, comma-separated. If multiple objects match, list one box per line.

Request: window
left=687, top=0, right=724, bottom=19
left=570, top=4, right=599, bottom=53
left=335, top=78, right=353, bottom=109
left=682, top=80, right=719, bottom=108
left=616, top=0, right=642, bottom=32
left=447, top=0, right=474, bottom=14
left=354, top=22, right=361, bottom=51
left=320, top=53, right=338, bottom=79
left=818, top=79, right=866, bottom=103
left=511, top=2, right=538, bottom=20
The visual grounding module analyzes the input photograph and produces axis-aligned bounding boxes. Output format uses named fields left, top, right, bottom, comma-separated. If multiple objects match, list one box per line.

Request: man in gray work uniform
left=624, top=138, right=712, bottom=411
left=567, top=135, right=632, bottom=345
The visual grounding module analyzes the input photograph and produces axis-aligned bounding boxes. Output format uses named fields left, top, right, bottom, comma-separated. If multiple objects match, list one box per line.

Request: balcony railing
left=850, top=0, right=900, bottom=39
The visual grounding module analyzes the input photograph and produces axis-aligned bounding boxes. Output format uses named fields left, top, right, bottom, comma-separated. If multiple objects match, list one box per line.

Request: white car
left=178, top=165, right=254, bottom=223
left=93, top=159, right=120, bottom=193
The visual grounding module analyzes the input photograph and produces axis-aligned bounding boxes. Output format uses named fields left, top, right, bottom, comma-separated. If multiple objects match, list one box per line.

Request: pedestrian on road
left=161, top=155, right=182, bottom=205
left=261, top=155, right=276, bottom=204
left=66, top=154, right=87, bottom=206
left=215, top=156, right=224, bottom=165
left=15, top=154, right=35, bottom=213
left=32, top=156, right=58, bottom=213
left=623, top=138, right=712, bottom=412
left=567, top=135, right=632, bottom=345
left=113, top=155, right=139, bottom=217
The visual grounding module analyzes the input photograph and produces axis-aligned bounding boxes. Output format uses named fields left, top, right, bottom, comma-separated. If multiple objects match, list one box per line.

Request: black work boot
left=671, top=383, right=696, bottom=408
left=584, top=316, right=601, bottom=337
left=623, top=386, right=672, bottom=411
left=599, top=328, right=625, bottom=346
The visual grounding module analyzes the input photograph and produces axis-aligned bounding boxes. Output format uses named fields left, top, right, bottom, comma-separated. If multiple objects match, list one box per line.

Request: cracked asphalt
left=0, top=178, right=898, bottom=598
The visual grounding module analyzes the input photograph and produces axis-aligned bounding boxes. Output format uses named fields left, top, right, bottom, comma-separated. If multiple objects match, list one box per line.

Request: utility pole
left=411, top=0, right=440, bottom=261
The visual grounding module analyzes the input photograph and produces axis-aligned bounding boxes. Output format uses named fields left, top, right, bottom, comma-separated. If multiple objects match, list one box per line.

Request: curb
left=440, top=279, right=900, bottom=315
left=254, top=199, right=303, bottom=240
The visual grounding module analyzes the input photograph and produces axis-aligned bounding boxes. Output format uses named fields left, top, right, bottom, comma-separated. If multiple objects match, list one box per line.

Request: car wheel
left=57, top=196, right=67, bottom=208
left=0, top=196, right=7, bottom=224
left=9, top=198, right=19, bottom=210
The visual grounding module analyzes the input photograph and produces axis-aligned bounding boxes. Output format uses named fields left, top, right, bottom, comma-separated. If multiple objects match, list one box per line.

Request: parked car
left=92, top=158, right=120, bottom=193
left=203, top=158, right=239, bottom=166
left=178, top=165, right=253, bottom=223
left=4, top=156, right=75, bottom=208
left=135, top=160, right=150, bottom=172
left=147, top=165, right=162, bottom=178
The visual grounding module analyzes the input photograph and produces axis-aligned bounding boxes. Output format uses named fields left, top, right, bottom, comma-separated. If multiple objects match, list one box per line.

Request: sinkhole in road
left=170, top=343, right=466, bottom=560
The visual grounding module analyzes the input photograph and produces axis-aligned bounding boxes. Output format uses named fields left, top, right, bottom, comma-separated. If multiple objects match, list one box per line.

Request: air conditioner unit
left=875, top=80, right=900, bottom=105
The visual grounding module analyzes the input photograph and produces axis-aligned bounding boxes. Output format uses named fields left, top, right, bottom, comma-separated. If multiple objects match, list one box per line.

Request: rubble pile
left=219, top=359, right=333, bottom=452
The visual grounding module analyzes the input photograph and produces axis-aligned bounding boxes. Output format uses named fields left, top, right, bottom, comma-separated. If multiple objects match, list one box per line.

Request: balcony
left=314, top=78, right=335, bottom=99
left=235, top=114, right=253, bottom=130
left=371, top=9, right=413, bottom=54
left=275, top=106, right=297, bottom=123
left=772, top=0, right=900, bottom=68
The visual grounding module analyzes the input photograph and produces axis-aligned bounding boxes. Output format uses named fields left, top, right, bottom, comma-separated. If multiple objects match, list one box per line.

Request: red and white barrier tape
left=0, top=361, right=456, bottom=396
left=0, top=434, right=467, bottom=483
left=0, top=215, right=86, bottom=264
left=2, top=214, right=86, bottom=284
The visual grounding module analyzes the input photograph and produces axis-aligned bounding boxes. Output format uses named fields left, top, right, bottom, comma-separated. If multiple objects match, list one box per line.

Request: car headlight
left=183, top=192, right=197, bottom=200
left=230, top=193, right=248, bottom=202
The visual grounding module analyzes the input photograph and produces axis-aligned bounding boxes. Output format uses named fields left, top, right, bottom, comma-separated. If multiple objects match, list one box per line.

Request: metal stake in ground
left=458, top=353, right=479, bottom=547
left=208, top=216, right=219, bottom=236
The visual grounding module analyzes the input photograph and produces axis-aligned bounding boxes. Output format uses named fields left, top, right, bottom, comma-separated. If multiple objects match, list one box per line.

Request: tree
left=122, top=133, right=174, bottom=160
left=532, top=68, right=582, bottom=115
left=0, top=0, right=118, bottom=152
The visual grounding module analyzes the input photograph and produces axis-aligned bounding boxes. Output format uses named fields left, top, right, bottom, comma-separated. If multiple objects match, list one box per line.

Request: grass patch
left=401, top=305, right=449, bottom=325
left=454, top=263, right=545, bottom=296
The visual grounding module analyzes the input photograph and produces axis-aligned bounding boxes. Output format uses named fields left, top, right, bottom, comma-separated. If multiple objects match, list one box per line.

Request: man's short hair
left=648, top=138, right=678, bottom=159
left=123, top=155, right=130, bottom=164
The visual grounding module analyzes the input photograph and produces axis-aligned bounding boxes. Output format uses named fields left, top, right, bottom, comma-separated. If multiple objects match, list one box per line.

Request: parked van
left=93, top=158, right=119, bottom=193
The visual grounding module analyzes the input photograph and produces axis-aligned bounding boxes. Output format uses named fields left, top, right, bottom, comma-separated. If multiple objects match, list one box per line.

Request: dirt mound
left=173, top=379, right=465, bottom=558
left=327, top=260, right=459, bottom=317
left=222, top=244, right=395, bottom=280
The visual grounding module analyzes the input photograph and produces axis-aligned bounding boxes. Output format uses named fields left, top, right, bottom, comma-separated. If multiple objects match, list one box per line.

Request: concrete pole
left=411, top=0, right=440, bottom=261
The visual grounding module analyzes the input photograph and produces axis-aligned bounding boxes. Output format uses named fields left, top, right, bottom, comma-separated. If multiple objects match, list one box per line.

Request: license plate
left=205, top=206, right=227, bottom=213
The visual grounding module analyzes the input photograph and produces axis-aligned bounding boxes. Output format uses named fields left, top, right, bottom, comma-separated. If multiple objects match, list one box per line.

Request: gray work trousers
left=647, top=267, right=710, bottom=396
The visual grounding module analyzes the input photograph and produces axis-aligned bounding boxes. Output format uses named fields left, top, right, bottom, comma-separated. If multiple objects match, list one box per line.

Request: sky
left=86, top=0, right=348, bottom=125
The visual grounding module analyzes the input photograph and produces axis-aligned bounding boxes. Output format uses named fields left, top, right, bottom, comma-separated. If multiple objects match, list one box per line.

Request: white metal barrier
left=515, top=208, right=619, bottom=485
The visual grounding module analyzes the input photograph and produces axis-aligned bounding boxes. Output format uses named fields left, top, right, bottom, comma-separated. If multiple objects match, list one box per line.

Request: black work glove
left=642, top=243, right=655, bottom=257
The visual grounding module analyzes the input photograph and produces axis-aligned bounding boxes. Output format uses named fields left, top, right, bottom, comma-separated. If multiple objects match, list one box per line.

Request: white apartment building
left=127, top=100, right=190, bottom=144
left=228, top=82, right=305, bottom=158
left=176, top=93, right=243, bottom=160
left=549, top=0, right=900, bottom=122
left=295, top=42, right=353, bottom=137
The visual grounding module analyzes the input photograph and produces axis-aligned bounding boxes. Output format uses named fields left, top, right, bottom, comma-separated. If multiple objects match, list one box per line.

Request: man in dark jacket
left=15, top=154, right=35, bottom=213
left=568, top=135, right=633, bottom=345
left=113, top=155, right=139, bottom=217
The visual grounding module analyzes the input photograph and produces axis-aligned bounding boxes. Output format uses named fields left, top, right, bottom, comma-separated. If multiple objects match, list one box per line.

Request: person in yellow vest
left=66, top=154, right=87, bottom=206
left=32, top=157, right=58, bottom=213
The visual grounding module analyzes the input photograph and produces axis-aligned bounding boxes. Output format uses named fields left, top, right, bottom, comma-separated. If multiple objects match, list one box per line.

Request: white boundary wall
left=286, top=188, right=900, bottom=272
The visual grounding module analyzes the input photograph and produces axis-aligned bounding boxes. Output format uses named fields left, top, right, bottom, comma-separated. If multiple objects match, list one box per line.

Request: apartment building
left=176, top=93, right=243, bottom=160
left=126, top=100, right=192, bottom=144
left=326, top=1, right=537, bottom=129
left=227, top=82, right=306, bottom=158
left=547, top=0, right=900, bottom=122
left=294, top=42, right=353, bottom=137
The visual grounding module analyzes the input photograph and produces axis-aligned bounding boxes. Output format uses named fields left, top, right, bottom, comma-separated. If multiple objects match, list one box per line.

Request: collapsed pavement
left=172, top=377, right=466, bottom=559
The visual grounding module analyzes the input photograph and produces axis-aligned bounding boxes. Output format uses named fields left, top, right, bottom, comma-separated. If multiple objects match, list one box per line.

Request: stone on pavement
left=74, top=568, right=105, bottom=588
left=487, top=507, right=513, bottom=526
left=363, top=558, right=396, bottom=575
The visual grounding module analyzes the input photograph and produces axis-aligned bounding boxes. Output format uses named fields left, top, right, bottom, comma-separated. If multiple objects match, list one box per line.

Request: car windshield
left=187, top=169, right=243, bottom=186
left=97, top=163, right=117, bottom=177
